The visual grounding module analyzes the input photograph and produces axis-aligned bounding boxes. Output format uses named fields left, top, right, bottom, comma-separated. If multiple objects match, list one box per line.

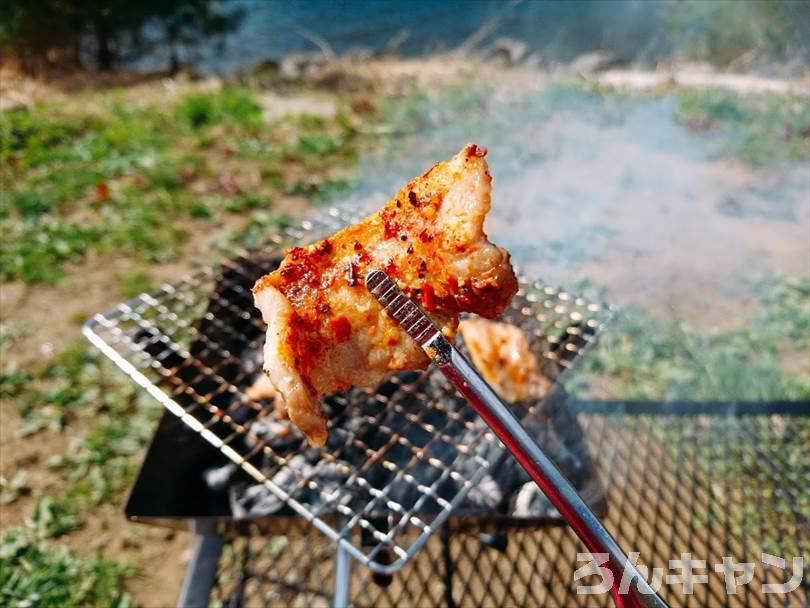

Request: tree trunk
left=95, top=17, right=113, bottom=71
left=169, top=46, right=180, bottom=76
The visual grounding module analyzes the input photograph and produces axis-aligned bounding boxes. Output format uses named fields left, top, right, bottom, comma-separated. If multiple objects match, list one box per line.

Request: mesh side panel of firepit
left=83, top=207, right=611, bottom=573
left=208, top=407, right=809, bottom=608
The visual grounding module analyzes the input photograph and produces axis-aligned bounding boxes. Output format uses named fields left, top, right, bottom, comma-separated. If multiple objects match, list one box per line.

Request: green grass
left=118, top=270, right=156, bottom=299
left=1, top=525, right=134, bottom=608
left=0, top=472, right=29, bottom=507
left=663, top=0, right=807, bottom=67
left=214, top=209, right=293, bottom=253
left=0, top=322, right=31, bottom=351
left=569, top=274, right=810, bottom=401
left=0, top=344, right=159, bottom=604
left=0, top=85, right=361, bottom=284
left=676, top=88, right=810, bottom=165
left=175, top=87, right=263, bottom=131
left=1, top=344, right=161, bottom=502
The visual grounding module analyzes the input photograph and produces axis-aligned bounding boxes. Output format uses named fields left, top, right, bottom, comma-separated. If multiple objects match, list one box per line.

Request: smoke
left=337, top=82, right=810, bottom=331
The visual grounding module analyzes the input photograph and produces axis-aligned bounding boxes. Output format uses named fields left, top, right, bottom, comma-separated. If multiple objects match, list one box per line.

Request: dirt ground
left=0, top=176, right=309, bottom=607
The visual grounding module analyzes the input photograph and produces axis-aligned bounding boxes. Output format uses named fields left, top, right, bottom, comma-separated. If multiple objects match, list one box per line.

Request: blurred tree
left=0, top=0, right=242, bottom=74
left=664, top=0, right=809, bottom=66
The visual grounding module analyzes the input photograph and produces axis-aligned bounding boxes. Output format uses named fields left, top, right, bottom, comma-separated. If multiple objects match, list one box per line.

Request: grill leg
left=177, top=534, right=224, bottom=608
left=441, top=526, right=456, bottom=608
left=333, top=542, right=353, bottom=608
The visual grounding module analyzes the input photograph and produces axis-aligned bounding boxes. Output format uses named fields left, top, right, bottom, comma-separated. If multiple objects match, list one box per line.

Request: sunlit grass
left=569, top=274, right=810, bottom=401
left=676, top=88, right=810, bottom=165
left=0, top=524, right=134, bottom=608
left=0, top=85, right=360, bottom=284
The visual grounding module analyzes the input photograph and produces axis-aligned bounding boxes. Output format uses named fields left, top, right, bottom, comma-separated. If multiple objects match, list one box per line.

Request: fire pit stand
left=83, top=207, right=809, bottom=606
left=84, top=206, right=613, bottom=572
left=174, top=401, right=808, bottom=608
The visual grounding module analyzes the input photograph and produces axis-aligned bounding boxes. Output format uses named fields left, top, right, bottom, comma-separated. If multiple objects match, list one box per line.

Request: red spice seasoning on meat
left=329, top=316, right=352, bottom=342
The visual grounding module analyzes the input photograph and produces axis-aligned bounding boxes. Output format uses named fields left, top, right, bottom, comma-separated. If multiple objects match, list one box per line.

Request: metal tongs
left=367, top=270, right=669, bottom=608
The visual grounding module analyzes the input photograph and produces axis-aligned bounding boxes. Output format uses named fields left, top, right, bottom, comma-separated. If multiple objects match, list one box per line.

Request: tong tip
left=366, top=270, right=441, bottom=350
left=365, top=269, right=387, bottom=292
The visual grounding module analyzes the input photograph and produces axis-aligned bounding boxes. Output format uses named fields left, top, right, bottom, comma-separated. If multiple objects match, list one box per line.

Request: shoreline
left=2, top=53, right=809, bottom=113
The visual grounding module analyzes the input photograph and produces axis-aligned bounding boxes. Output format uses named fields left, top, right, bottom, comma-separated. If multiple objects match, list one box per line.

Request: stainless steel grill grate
left=83, top=207, right=612, bottom=573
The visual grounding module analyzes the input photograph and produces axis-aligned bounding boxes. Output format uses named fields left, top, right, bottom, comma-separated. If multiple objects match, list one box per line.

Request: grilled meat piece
left=253, top=144, right=518, bottom=446
left=459, top=319, right=551, bottom=403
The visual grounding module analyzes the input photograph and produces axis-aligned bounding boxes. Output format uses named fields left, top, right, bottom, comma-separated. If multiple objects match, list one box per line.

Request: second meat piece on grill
left=458, top=319, right=551, bottom=402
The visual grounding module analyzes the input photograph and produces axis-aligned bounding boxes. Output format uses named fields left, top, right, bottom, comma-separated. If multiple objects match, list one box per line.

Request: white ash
left=246, top=416, right=295, bottom=447
left=203, top=463, right=239, bottom=492
left=231, top=455, right=314, bottom=517
left=511, top=482, right=559, bottom=518
left=213, top=374, right=599, bottom=522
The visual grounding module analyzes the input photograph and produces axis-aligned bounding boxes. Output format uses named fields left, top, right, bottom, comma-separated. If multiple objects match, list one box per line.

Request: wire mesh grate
left=84, top=207, right=612, bottom=573
left=208, top=406, right=810, bottom=607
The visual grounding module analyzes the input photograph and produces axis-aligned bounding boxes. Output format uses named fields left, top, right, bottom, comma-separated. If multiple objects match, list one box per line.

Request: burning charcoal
left=275, top=454, right=314, bottom=485
left=358, top=385, right=463, bottom=514
left=248, top=416, right=295, bottom=443
left=338, top=411, right=371, bottom=437
left=383, top=458, right=458, bottom=515
left=203, top=463, right=239, bottom=492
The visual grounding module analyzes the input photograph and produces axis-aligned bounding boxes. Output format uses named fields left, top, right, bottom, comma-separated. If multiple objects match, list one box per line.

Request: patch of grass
left=277, top=111, right=358, bottom=170
left=222, top=192, right=270, bottom=213
left=98, top=192, right=189, bottom=263
left=752, top=274, right=810, bottom=345
left=175, top=87, right=263, bottom=131
left=569, top=275, right=810, bottom=401
left=12, top=345, right=159, bottom=498
left=0, top=525, right=134, bottom=608
left=0, top=107, right=85, bottom=164
left=663, top=0, right=807, bottom=66
left=118, top=270, right=156, bottom=299
left=285, top=175, right=354, bottom=206
left=3, top=343, right=158, bottom=440
left=4, top=345, right=95, bottom=435
left=570, top=312, right=806, bottom=400
left=1, top=84, right=362, bottom=284
left=0, top=218, right=101, bottom=284
left=30, top=497, right=84, bottom=539
left=0, top=472, right=29, bottom=506
left=676, top=88, right=810, bottom=165
left=51, top=414, right=157, bottom=507
left=215, top=209, right=293, bottom=252
left=0, top=321, right=32, bottom=351
left=175, top=93, right=219, bottom=129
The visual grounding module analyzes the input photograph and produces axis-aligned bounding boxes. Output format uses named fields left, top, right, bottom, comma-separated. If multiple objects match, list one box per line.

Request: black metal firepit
left=84, top=207, right=613, bottom=576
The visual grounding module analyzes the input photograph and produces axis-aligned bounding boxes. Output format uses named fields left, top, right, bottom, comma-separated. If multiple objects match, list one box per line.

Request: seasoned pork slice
left=458, top=319, right=551, bottom=403
left=253, top=144, right=518, bottom=446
